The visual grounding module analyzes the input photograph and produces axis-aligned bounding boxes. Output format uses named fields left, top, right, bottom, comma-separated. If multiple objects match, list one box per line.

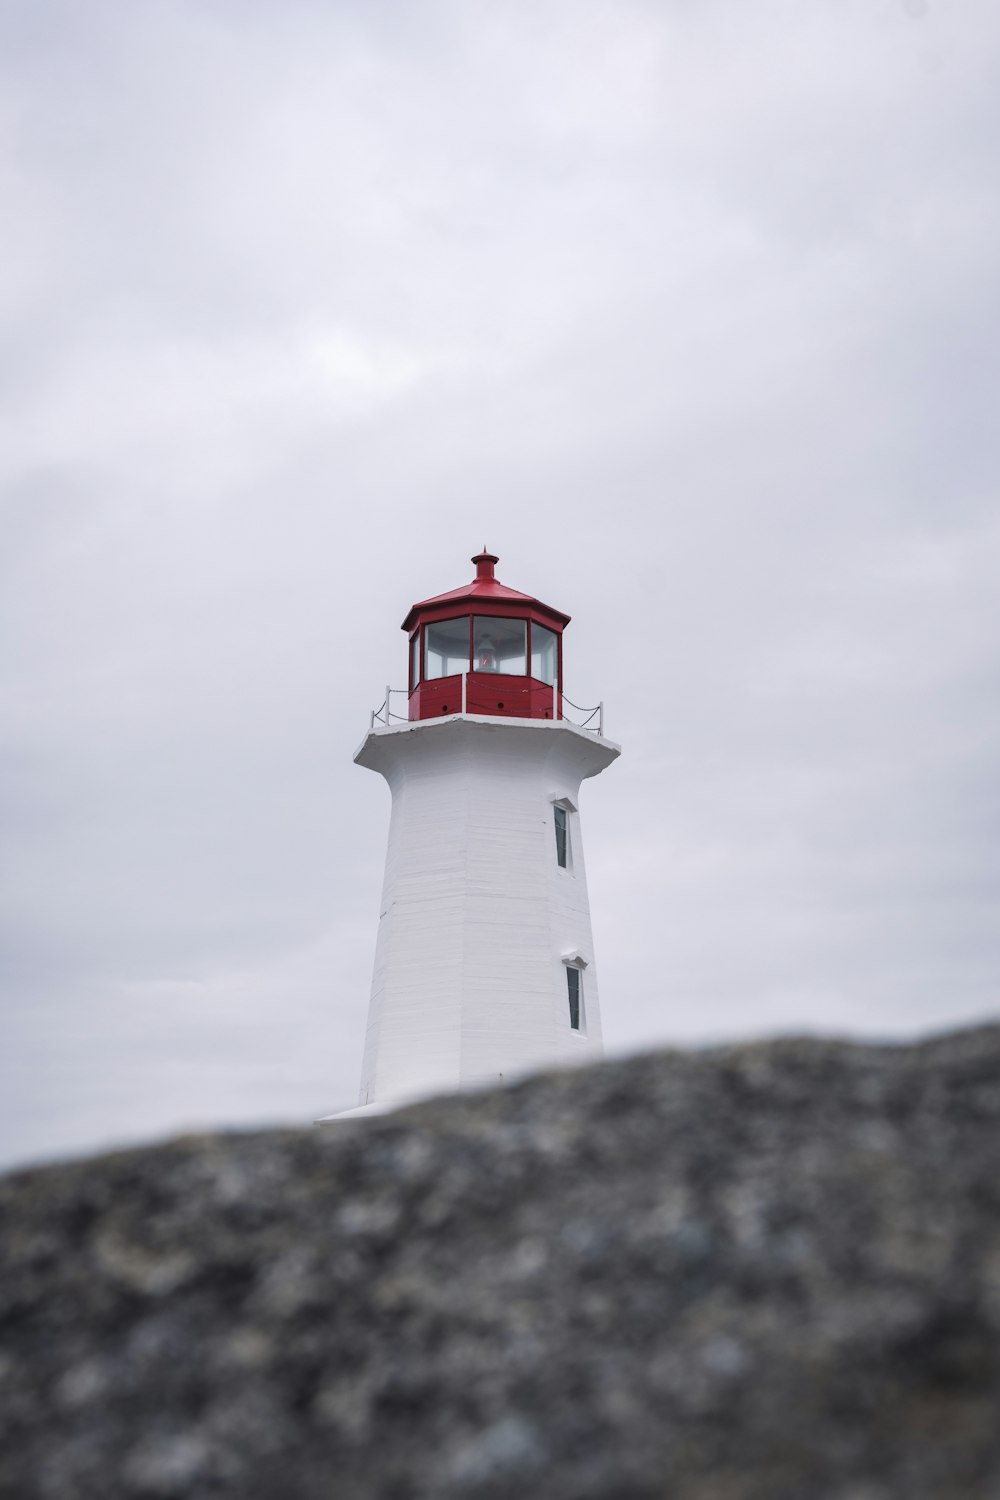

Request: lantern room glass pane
left=474, top=616, right=526, bottom=675
left=531, top=624, right=558, bottom=685
left=411, top=633, right=420, bottom=687
left=425, top=616, right=470, bottom=679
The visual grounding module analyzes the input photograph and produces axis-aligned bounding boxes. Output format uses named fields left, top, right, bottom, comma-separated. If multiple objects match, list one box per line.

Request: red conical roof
left=401, top=551, right=571, bottom=633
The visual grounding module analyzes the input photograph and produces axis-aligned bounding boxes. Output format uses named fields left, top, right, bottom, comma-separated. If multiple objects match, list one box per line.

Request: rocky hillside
left=2, top=1028, right=1000, bottom=1499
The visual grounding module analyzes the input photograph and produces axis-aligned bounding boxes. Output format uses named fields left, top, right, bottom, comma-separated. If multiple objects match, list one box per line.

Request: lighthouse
left=353, top=550, right=619, bottom=1110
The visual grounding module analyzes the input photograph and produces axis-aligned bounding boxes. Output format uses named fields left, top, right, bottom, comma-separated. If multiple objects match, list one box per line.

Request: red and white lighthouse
left=352, top=550, right=620, bottom=1109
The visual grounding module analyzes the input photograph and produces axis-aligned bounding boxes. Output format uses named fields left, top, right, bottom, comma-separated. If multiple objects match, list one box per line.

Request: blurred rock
left=2, top=1028, right=1000, bottom=1499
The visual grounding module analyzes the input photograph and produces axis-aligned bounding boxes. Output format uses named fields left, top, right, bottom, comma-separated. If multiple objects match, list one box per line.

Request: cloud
left=2, top=0, right=998, bottom=1167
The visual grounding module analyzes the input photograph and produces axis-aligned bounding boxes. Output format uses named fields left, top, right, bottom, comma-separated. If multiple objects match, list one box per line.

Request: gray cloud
left=2, top=0, right=998, bottom=1168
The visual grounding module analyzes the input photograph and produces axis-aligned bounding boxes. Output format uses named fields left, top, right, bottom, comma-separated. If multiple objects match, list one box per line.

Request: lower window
left=566, top=967, right=582, bottom=1031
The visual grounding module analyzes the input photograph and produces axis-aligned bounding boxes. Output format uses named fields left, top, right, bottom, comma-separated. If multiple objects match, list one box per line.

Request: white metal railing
left=369, top=686, right=410, bottom=729
left=369, top=678, right=604, bottom=735
left=561, top=693, right=604, bottom=735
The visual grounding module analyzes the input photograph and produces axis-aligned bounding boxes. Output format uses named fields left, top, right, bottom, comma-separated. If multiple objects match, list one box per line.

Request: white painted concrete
left=354, top=714, right=620, bottom=1107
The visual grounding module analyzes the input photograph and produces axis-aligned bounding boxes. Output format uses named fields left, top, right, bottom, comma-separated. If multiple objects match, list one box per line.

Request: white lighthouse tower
left=353, top=550, right=619, bottom=1110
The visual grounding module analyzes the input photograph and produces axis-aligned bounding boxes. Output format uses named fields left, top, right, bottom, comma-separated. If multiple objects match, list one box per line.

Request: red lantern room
left=402, top=550, right=569, bottom=721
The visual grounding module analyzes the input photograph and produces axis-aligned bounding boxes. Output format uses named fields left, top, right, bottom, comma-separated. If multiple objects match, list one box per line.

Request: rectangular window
left=411, top=632, right=421, bottom=687
left=567, top=967, right=581, bottom=1030
left=474, top=616, right=526, bottom=675
left=425, top=616, right=470, bottom=679
left=554, top=804, right=568, bottom=868
left=531, top=624, right=558, bottom=685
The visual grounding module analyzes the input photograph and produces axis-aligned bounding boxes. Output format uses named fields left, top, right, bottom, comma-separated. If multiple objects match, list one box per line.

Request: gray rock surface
left=2, top=1028, right=1000, bottom=1499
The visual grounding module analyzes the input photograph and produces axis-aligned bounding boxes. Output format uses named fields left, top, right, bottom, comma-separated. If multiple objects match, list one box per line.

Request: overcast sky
left=2, top=0, right=998, bottom=1171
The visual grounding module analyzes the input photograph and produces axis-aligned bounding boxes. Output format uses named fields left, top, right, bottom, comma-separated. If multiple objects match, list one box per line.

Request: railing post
left=599, top=701, right=604, bottom=737
left=553, top=681, right=558, bottom=721
left=385, top=685, right=391, bottom=725
left=370, top=709, right=375, bottom=730
left=461, top=669, right=467, bottom=715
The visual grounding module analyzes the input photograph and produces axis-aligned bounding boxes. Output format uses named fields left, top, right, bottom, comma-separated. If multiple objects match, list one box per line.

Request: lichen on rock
left=2, top=1028, right=999, bottom=1499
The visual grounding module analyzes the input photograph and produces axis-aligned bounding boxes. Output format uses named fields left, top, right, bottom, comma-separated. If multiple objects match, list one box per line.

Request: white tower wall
left=356, top=714, right=620, bottom=1107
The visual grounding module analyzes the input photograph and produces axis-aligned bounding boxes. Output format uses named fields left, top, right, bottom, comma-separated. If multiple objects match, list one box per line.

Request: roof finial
left=472, top=548, right=499, bottom=581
